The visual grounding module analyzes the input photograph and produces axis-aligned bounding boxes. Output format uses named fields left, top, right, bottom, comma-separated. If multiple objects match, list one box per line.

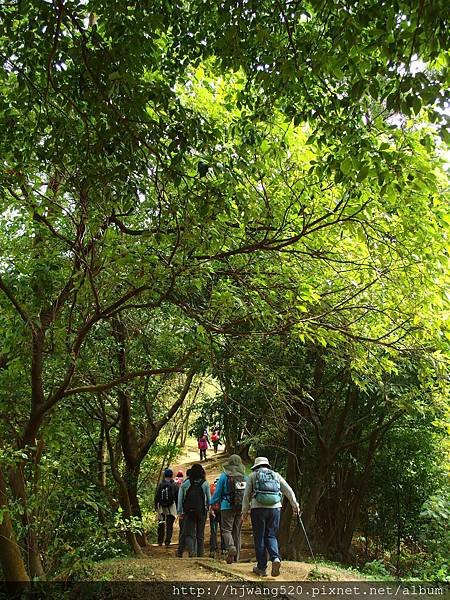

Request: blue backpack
left=253, top=469, right=282, bottom=506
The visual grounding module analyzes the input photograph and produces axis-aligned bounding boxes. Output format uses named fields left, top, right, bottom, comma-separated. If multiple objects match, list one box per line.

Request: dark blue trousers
left=250, top=508, right=281, bottom=570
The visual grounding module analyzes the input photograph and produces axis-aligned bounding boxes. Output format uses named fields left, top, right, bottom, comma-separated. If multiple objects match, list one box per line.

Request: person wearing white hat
left=241, top=457, right=301, bottom=577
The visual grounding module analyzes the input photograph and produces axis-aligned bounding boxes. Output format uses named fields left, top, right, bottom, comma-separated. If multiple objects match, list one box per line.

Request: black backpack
left=226, top=475, right=247, bottom=510
left=183, top=478, right=206, bottom=515
left=157, top=481, right=176, bottom=507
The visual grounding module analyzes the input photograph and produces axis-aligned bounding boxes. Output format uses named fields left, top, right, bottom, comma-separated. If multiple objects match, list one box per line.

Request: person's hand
left=296, top=506, right=302, bottom=517
left=178, top=514, right=184, bottom=521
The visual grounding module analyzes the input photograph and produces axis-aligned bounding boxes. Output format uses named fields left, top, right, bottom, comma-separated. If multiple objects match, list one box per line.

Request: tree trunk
left=302, top=465, right=327, bottom=530
left=395, top=491, right=401, bottom=577
left=116, top=486, right=145, bottom=557
left=7, top=464, right=45, bottom=578
left=280, top=407, right=300, bottom=555
left=103, top=425, right=144, bottom=558
left=235, top=443, right=250, bottom=461
left=98, top=423, right=108, bottom=489
left=0, top=466, right=30, bottom=583
left=124, top=463, right=147, bottom=547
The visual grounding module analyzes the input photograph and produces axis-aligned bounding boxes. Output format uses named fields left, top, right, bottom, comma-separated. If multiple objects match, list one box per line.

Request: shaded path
left=89, top=441, right=363, bottom=582
left=130, top=441, right=362, bottom=582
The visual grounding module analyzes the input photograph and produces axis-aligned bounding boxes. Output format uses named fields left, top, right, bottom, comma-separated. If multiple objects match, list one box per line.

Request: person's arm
left=209, top=475, right=224, bottom=507
left=204, top=481, right=211, bottom=508
left=278, top=474, right=300, bottom=513
left=177, top=482, right=186, bottom=515
left=241, top=473, right=253, bottom=517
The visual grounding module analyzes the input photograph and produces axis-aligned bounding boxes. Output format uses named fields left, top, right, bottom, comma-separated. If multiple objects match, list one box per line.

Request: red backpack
left=210, top=481, right=220, bottom=511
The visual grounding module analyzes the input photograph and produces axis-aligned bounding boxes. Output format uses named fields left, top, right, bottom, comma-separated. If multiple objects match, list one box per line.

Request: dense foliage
left=0, top=0, right=448, bottom=583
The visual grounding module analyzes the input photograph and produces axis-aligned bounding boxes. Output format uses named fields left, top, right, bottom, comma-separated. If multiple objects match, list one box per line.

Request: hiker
left=176, top=468, right=190, bottom=557
left=210, top=454, right=247, bottom=564
left=177, top=463, right=210, bottom=557
left=174, top=470, right=184, bottom=487
left=209, top=477, right=226, bottom=558
left=242, top=456, right=301, bottom=577
left=198, top=434, right=209, bottom=461
left=211, top=429, right=220, bottom=454
left=154, top=468, right=179, bottom=547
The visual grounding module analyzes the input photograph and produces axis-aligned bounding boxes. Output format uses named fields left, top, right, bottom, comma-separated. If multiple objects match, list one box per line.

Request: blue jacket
left=210, top=472, right=248, bottom=511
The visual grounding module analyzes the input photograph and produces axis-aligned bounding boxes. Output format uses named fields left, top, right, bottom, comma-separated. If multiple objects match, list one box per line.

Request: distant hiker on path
left=242, top=456, right=301, bottom=577
left=210, top=454, right=247, bottom=563
left=198, top=434, right=209, bottom=461
left=174, top=470, right=184, bottom=487
left=154, top=468, right=179, bottom=547
left=211, top=429, right=220, bottom=453
left=177, top=463, right=211, bottom=557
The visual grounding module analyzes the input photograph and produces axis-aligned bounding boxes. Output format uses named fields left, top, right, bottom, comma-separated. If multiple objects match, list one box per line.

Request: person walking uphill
left=209, top=477, right=226, bottom=558
left=211, top=430, right=220, bottom=454
left=198, top=434, right=209, bottom=461
left=174, top=470, right=184, bottom=487
left=176, top=468, right=190, bottom=558
left=210, top=454, right=247, bottom=564
left=177, top=463, right=210, bottom=557
left=242, top=457, right=301, bottom=577
left=154, top=468, right=179, bottom=547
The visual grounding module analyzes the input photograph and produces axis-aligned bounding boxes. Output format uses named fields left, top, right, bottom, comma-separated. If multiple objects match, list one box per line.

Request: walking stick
left=297, top=513, right=316, bottom=563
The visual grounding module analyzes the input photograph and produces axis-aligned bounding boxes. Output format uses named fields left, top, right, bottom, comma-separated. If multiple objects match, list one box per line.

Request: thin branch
left=61, top=365, right=189, bottom=398
left=0, top=275, right=35, bottom=331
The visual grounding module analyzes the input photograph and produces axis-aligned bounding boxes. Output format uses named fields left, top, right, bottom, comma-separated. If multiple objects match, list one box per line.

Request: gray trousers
left=220, top=509, right=242, bottom=559
left=184, top=511, right=207, bottom=557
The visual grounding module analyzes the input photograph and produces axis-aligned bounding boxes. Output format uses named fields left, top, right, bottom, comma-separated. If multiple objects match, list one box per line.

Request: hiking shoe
left=252, top=566, right=267, bottom=577
left=271, top=559, right=281, bottom=577
left=226, top=548, right=236, bottom=564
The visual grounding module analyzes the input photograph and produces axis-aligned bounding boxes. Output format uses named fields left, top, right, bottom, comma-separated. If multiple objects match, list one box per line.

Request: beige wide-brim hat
left=251, top=456, right=271, bottom=470
left=223, top=454, right=245, bottom=476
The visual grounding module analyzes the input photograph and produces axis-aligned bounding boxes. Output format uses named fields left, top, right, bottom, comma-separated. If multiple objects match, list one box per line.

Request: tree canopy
left=0, top=0, right=449, bottom=584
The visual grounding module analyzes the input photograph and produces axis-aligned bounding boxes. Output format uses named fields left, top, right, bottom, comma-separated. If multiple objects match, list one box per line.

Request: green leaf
left=357, top=164, right=370, bottom=181
left=411, top=96, right=421, bottom=115
left=441, top=128, right=450, bottom=146
left=340, top=157, right=353, bottom=175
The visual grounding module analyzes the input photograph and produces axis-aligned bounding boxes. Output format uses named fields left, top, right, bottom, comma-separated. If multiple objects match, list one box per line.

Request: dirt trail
left=133, top=441, right=361, bottom=582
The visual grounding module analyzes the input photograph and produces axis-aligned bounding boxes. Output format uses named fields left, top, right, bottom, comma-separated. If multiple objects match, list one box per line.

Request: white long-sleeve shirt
left=242, top=469, right=300, bottom=516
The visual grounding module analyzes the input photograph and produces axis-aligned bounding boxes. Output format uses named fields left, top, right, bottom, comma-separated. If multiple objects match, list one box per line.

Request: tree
left=0, top=0, right=448, bottom=580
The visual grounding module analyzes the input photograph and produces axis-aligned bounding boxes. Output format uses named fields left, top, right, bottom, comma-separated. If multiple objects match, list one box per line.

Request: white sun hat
left=251, top=457, right=271, bottom=470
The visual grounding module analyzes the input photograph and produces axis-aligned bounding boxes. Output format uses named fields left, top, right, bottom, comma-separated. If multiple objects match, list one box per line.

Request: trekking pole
left=297, top=513, right=316, bottom=564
